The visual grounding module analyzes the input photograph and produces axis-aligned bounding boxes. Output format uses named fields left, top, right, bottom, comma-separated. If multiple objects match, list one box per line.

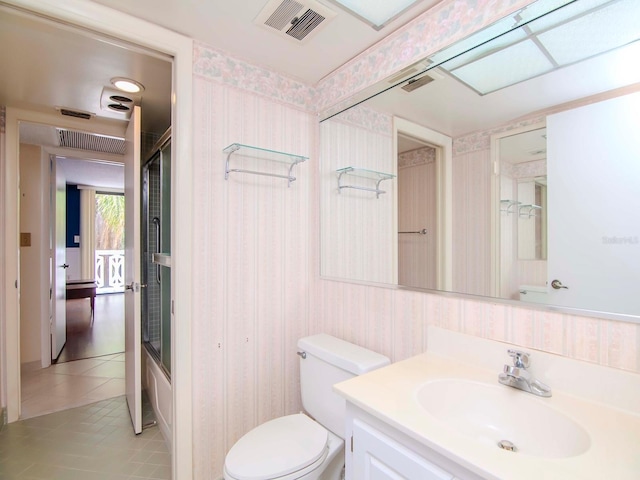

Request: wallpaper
left=192, top=47, right=313, bottom=476
left=189, top=0, right=640, bottom=477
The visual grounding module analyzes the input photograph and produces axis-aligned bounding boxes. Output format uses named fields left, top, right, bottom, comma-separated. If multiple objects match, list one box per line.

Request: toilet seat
left=224, top=413, right=329, bottom=480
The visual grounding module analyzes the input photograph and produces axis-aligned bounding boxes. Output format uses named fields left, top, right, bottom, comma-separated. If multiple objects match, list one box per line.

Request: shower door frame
left=142, top=129, right=172, bottom=378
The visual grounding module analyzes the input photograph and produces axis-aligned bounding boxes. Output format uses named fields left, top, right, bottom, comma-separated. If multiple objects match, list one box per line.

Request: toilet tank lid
left=298, top=334, right=390, bottom=375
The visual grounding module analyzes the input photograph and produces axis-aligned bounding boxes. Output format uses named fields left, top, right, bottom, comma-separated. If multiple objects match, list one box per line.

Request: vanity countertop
left=334, top=349, right=640, bottom=480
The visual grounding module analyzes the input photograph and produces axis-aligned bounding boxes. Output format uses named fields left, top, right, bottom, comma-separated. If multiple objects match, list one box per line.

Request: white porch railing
left=95, top=249, right=125, bottom=293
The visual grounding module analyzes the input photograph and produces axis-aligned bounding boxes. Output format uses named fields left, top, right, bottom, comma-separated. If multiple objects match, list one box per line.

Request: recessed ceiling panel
left=536, top=0, right=640, bottom=65
left=449, top=40, right=554, bottom=94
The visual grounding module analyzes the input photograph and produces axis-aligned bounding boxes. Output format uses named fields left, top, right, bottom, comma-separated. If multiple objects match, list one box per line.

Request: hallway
left=20, top=293, right=127, bottom=419
left=21, top=354, right=125, bottom=420
left=57, top=293, right=125, bottom=364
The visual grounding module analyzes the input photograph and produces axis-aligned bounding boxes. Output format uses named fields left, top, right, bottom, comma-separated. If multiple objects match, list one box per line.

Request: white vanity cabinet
left=345, top=404, right=485, bottom=480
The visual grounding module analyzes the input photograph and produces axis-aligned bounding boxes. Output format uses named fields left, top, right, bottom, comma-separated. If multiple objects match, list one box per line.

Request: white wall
left=19, top=144, right=49, bottom=365
left=191, top=44, right=314, bottom=476
left=65, top=247, right=81, bottom=281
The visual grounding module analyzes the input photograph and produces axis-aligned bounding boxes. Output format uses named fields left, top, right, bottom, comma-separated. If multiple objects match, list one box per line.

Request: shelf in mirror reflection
left=337, top=167, right=395, bottom=198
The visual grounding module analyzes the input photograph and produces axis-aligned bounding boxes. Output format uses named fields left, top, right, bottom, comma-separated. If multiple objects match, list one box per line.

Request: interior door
left=125, top=105, right=143, bottom=434
left=52, top=158, right=67, bottom=360
left=546, top=92, right=640, bottom=315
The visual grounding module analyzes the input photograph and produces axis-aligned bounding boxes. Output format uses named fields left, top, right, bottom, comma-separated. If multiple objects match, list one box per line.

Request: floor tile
left=0, top=397, right=168, bottom=480
left=83, top=361, right=126, bottom=379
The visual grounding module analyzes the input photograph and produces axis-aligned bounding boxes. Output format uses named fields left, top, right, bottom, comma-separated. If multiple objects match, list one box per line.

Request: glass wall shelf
left=223, top=143, right=308, bottom=187
left=519, top=203, right=542, bottom=218
left=500, top=199, right=521, bottom=214
left=337, top=167, right=396, bottom=198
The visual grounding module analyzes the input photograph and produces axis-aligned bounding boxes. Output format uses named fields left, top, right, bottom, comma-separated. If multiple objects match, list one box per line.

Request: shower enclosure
left=142, top=129, right=171, bottom=376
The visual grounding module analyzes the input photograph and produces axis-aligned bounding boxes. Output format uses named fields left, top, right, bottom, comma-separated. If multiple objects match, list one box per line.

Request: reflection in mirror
left=320, top=0, right=640, bottom=319
left=398, top=134, right=437, bottom=290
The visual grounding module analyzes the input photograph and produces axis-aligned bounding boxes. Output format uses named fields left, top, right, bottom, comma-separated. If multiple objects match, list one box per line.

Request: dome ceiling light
left=110, top=77, right=145, bottom=93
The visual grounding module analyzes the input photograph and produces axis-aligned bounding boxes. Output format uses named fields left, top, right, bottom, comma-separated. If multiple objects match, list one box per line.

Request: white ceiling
left=0, top=6, right=172, bottom=135
left=57, top=157, right=124, bottom=190
left=89, top=0, right=441, bottom=84
left=1, top=0, right=440, bottom=189
left=8, top=0, right=638, bottom=188
left=365, top=37, right=640, bottom=138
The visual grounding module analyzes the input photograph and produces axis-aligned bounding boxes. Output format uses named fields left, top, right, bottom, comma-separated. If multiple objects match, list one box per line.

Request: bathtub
left=142, top=346, right=172, bottom=447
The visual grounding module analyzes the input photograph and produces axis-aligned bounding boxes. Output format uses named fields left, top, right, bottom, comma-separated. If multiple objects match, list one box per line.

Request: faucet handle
left=507, top=349, right=530, bottom=368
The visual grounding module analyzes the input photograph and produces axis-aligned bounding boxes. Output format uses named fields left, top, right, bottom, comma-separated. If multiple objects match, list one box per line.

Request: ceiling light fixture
left=110, top=77, right=145, bottom=93
left=326, top=0, right=422, bottom=30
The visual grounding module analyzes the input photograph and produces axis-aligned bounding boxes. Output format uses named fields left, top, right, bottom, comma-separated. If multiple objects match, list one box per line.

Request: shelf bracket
left=223, top=143, right=307, bottom=187
left=337, top=167, right=395, bottom=199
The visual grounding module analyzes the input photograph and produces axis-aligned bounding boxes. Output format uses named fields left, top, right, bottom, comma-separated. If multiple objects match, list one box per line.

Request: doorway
left=1, top=1, right=193, bottom=475
left=4, top=0, right=170, bottom=423
left=394, top=117, right=453, bottom=291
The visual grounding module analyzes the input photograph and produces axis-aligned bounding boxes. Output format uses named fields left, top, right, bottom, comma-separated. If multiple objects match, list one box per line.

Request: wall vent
left=255, top=0, right=336, bottom=43
left=57, top=129, right=126, bottom=155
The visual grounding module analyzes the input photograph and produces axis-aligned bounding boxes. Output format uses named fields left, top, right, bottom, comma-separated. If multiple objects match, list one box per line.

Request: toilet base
left=305, top=430, right=344, bottom=480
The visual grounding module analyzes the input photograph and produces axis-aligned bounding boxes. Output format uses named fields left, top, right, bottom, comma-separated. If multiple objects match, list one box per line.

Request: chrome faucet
left=498, top=349, right=551, bottom=397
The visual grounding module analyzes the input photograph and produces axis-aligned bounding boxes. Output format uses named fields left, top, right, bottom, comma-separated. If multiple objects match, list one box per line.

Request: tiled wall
left=145, top=160, right=161, bottom=349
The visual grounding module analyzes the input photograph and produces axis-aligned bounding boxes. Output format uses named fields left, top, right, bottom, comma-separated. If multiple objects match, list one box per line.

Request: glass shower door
left=142, top=132, right=171, bottom=377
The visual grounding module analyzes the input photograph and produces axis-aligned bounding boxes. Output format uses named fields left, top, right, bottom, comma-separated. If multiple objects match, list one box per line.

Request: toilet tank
left=297, top=334, right=390, bottom=439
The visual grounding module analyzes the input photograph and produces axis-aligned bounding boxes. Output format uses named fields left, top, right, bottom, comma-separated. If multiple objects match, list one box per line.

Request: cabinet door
left=352, top=419, right=454, bottom=480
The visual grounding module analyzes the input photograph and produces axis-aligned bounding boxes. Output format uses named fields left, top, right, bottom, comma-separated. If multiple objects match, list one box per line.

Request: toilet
left=223, top=334, right=390, bottom=480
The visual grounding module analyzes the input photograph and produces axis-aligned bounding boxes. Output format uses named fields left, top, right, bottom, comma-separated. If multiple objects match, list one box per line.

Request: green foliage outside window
left=96, top=193, right=124, bottom=250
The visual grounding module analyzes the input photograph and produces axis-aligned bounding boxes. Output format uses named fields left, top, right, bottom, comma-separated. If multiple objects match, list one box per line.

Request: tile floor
left=0, top=396, right=170, bottom=479
left=21, top=354, right=126, bottom=420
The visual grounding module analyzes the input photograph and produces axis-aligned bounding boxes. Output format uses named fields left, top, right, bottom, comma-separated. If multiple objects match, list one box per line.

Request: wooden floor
left=56, top=293, right=125, bottom=364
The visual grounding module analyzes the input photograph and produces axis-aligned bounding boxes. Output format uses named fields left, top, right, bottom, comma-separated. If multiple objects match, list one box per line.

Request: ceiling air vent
left=57, top=128, right=126, bottom=155
left=100, top=87, right=140, bottom=120
left=387, top=62, right=430, bottom=85
left=255, top=0, right=336, bottom=43
left=56, top=107, right=94, bottom=120
left=401, top=75, right=435, bottom=93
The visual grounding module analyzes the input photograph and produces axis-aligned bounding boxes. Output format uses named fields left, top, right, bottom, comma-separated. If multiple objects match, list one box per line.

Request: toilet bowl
left=223, top=334, right=390, bottom=480
left=224, top=414, right=344, bottom=480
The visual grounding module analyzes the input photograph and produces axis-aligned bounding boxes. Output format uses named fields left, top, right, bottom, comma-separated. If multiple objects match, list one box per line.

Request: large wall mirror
left=320, top=0, right=640, bottom=321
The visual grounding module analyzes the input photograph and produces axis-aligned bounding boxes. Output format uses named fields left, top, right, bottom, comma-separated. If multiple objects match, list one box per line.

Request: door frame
left=489, top=121, right=546, bottom=298
left=1, top=1, right=194, bottom=478
left=393, top=117, right=453, bottom=290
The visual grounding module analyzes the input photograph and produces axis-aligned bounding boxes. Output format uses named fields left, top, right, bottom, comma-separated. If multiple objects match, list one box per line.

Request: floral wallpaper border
left=315, top=0, right=537, bottom=112
left=329, top=104, right=392, bottom=136
left=453, top=116, right=546, bottom=155
left=193, top=42, right=318, bottom=113
left=398, top=145, right=436, bottom=168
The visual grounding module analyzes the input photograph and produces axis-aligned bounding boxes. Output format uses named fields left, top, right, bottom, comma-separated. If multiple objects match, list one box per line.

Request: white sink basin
left=416, top=379, right=591, bottom=459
